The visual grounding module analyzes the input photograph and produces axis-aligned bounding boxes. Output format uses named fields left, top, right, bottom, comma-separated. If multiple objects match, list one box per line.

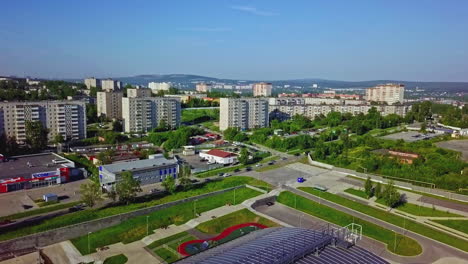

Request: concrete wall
left=307, top=154, right=334, bottom=170
left=0, top=186, right=244, bottom=254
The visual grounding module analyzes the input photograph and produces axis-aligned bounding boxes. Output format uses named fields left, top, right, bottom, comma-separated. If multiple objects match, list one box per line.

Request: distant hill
left=62, top=74, right=468, bottom=92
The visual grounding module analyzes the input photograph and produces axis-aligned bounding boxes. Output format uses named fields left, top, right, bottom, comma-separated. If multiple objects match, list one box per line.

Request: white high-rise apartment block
left=127, top=88, right=152, bottom=98
left=366, top=84, right=405, bottom=105
left=148, top=82, right=171, bottom=93
left=122, top=97, right=181, bottom=133
left=219, top=98, right=269, bottom=131
left=253, top=82, right=272, bottom=97
left=101, top=79, right=122, bottom=91
left=196, top=83, right=212, bottom=93
left=0, top=101, right=87, bottom=143
left=97, top=91, right=123, bottom=119
left=84, top=77, right=101, bottom=89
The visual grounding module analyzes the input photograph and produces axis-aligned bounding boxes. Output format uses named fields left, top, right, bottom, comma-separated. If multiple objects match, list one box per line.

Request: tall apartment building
left=366, top=84, right=405, bottom=105
left=122, top=97, right=181, bottom=133
left=97, top=91, right=123, bottom=119
left=84, top=77, right=101, bottom=89
left=0, top=101, right=87, bottom=143
left=148, top=82, right=171, bottom=93
left=253, top=82, right=273, bottom=97
left=269, top=99, right=410, bottom=121
left=127, top=88, right=152, bottom=98
left=101, top=79, right=122, bottom=91
left=219, top=98, right=269, bottom=131
left=196, top=83, right=212, bottom=93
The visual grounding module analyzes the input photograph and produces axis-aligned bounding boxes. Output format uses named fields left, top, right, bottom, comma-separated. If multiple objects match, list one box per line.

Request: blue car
left=297, top=177, right=305, bottom=183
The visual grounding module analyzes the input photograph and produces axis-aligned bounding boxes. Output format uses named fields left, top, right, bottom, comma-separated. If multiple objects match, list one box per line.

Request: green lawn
left=103, top=254, right=128, bottom=264
left=196, top=208, right=279, bottom=234
left=147, top=231, right=190, bottom=249
left=0, top=201, right=81, bottom=221
left=376, top=200, right=463, bottom=217
left=343, top=188, right=369, bottom=199
left=71, top=187, right=261, bottom=254
left=182, top=109, right=219, bottom=124
left=154, top=248, right=179, bottom=263
left=298, top=187, right=468, bottom=253
left=0, top=176, right=265, bottom=242
left=200, top=121, right=220, bottom=132
left=432, top=220, right=468, bottom=235
left=278, top=191, right=422, bottom=256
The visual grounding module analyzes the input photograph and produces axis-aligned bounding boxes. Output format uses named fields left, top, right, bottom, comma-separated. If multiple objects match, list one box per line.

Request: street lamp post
left=299, top=213, right=304, bottom=228
left=234, top=188, right=236, bottom=204
left=88, top=232, right=91, bottom=254
left=194, top=199, right=197, bottom=217
left=146, top=216, right=149, bottom=236
left=394, top=231, right=397, bottom=252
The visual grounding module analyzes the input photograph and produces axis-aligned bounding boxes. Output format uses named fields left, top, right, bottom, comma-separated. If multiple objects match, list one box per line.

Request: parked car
left=268, top=161, right=275, bottom=165
left=245, top=167, right=252, bottom=171
left=255, top=164, right=262, bottom=167
left=223, top=173, right=231, bottom=177
left=297, top=177, right=305, bottom=183
left=218, top=173, right=224, bottom=176
left=234, top=168, right=240, bottom=172
left=282, top=157, right=288, bottom=160
left=266, top=201, right=274, bottom=206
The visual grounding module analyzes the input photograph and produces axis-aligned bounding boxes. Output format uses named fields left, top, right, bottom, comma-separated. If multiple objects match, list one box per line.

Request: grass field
left=167, top=235, right=197, bottom=251
left=0, top=201, right=81, bottom=221
left=71, top=187, right=261, bottom=254
left=278, top=191, right=422, bottom=256
left=196, top=208, right=279, bottom=234
left=147, top=232, right=190, bottom=249
left=432, top=220, right=468, bottom=235
left=154, top=248, right=179, bottom=263
left=376, top=200, right=463, bottom=217
left=0, top=177, right=265, bottom=242
left=343, top=188, right=369, bottom=199
left=298, top=187, right=468, bottom=253
left=103, top=254, right=128, bottom=264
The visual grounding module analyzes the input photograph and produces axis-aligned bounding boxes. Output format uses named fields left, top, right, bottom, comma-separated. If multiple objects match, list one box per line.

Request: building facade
left=253, top=82, right=273, bottom=97
left=97, top=91, right=123, bottom=120
left=101, top=79, right=122, bottom=91
left=148, top=82, right=171, bottom=92
left=99, top=154, right=179, bottom=191
left=122, top=97, right=181, bottom=133
left=199, top=149, right=237, bottom=165
left=127, top=88, right=152, bottom=98
left=196, top=83, right=212, bottom=93
left=366, top=84, right=405, bottom=104
left=219, top=98, right=269, bottom=131
left=0, top=101, right=87, bottom=142
left=84, top=77, right=101, bottom=89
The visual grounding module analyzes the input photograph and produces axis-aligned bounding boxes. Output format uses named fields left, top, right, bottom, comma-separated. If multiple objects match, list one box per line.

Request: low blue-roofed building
left=99, top=154, right=179, bottom=191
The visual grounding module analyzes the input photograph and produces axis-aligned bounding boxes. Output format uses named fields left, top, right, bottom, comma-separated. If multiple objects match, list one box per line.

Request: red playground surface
left=178, top=223, right=268, bottom=256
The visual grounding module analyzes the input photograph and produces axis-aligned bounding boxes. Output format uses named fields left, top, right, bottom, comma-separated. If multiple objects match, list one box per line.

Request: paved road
left=280, top=187, right=468, bottom=263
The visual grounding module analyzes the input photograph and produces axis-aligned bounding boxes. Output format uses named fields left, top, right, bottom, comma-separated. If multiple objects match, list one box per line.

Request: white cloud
left=230, top=5, right=278, bottom=16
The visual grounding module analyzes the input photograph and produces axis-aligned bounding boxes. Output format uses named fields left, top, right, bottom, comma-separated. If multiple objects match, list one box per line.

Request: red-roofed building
left=199, top=149, right=238, bottom=165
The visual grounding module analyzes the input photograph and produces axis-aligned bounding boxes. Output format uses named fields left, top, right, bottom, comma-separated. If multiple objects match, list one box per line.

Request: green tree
left=239, top=147, right=250, bottom=165
left=80, top=182, right=103, bottom=208
left=383, top=180, right=401, bottom=208
left=25, top=121, right=49, bottom=150
left=375, top=182, right=383, bottom=199
left=178, top=164, right=192, bottom=190
left=112, top=120, right=123, bottom=132
left=364, top=176, right=374, bottom=198
left=53, top=133, right=64, bottom=145
left=420, top=122, right=427, bottom=134
left=162, top=175, right=176, bottom=194
left=107, top=186, right=118, bottom=202
left=115, top=171, right=142, bottom=204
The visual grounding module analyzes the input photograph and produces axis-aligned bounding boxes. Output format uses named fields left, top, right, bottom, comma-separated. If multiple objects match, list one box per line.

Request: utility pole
left=146, top=216, right=149, bottom=236
left=88, top=232, right=91, bottom=254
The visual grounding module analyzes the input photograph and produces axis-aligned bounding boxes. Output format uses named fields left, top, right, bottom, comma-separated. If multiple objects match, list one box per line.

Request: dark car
left=268, top=161, right=275, bottom=165
left=218, top=173, right=224, bottom=176
left=234, top=168, right=240, bottom=172
left=266, top=201, right=274, bottom=206
left=245, top=167, right=252, bottom=171
left=69, top=204, right=85, bottom=212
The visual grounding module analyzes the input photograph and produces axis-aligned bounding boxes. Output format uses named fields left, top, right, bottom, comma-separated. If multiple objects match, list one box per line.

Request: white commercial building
left=199, top=149, right=237, bottom=165
left=101, top=79, right=122, bottom=91
left=253, top=82, right=272, bottom=97
left=0, top=101, right=87, bottom=143
left=219, top=98, right=269, bottom=131
left=97, top=91, right=123, bottom=120
left=196, top=83, right=212, bottom=93
left=122, top=97, right=181, bottom=133
left=98, top=154, right=179, bottom=191
left=84, top=77, right=101, bottom=89
left=366, top=84, right=405, bottom=105
left=127, top=88, right=152, bottom=98
left=148, top=82, right=171, bottom=93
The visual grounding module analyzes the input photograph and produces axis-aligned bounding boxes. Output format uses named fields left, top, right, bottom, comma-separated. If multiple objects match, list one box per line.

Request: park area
left=145, top=209, right=278, bottom=263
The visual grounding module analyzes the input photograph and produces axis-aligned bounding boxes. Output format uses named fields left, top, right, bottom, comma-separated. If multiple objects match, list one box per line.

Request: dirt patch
left=436, top=140, right=468, bottom=162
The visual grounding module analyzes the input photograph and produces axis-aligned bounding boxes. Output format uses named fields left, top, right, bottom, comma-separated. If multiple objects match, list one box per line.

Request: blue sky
left=1, top=0, right=467, bottom=81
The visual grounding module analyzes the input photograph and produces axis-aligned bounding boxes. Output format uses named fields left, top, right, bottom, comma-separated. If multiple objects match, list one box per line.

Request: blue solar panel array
left=176, top=227, right=388, bottom=264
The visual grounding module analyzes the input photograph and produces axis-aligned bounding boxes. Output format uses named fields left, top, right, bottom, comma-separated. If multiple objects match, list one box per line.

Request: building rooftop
left=100, top=155, right=178, bottom=174
left=205, top=149, right=236, bottom=158
left=176, top=227, right=388, bottom=264
left=0, top=153, right=75, bottom=180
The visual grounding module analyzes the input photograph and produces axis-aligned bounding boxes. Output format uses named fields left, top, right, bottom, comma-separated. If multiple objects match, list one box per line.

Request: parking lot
left=381, top=131, right=439, bottom=142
